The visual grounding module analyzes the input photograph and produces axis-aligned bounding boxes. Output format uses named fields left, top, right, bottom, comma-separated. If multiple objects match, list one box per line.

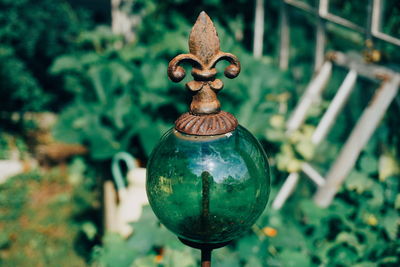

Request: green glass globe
left=146, top=125, right=270, bottom=244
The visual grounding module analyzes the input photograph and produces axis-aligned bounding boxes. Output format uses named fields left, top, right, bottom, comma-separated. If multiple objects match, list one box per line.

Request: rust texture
left=175, top=111, right=237, bottom=136
left=168, top=11, right=240, bottom=135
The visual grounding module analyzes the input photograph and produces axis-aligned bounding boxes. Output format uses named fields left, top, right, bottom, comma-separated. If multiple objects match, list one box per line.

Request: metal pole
left=253, top=0, right=265, bottom=58
left=371, top=0, right=383, bottom=37
left=279, top=0, right=290, bottom=70
left=286, top=61, right=332, bottom=134
left=365, top=0, right=374, bottom=41
left=272, top=172, right=299, bottom=210
left=315, top=0, right=327, bottom=71
left=201, top=248, right=212, bottom=267
left=311, top=69, right=358, bottom=144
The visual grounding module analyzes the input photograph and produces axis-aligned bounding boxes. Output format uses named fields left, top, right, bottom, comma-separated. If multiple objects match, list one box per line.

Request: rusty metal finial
left=168, top=11, right=241, bottom=135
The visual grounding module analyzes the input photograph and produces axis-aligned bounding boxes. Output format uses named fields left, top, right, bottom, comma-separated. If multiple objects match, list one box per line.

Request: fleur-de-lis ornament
left=168, top=11, right=241, bottom=136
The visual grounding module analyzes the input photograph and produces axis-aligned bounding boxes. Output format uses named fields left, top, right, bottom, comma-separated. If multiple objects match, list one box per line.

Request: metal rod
left=279, top=0, right=290, bottom=70
left=287, top=0, right=365, bottom=34
left=371, top=0, right=400, bottom=46
left=365, top=0, right=374, bottom=41
left=201, top=248, right=212, bottom=267
left=286, top=61, right=332, bottom=133
left=314, top=0, right=327, bottom=71
left=314, top=75, right=400, bottom=207
left=284, top=0, right=315, bottom=13
left=286, top=0, right=400, bottom=46
left=371, top=0, right=383, bottom=34
left=315, top=16, right=326, bottom=72
left=311, top=69, right=358, bottom=144
left=372, top=31, right=400, bottom=47
left=253, top=0, right=265, bottom=58
left=329, top=51, right=396, bottom=80
left=322, top=13, right=366, bottom=33
left=318, top=0, right=328, bottom=16
left=320, top=0, right=365, bottom=34
left=272, top=172, right=299, bottom=210
left=301, top=163, right=325, bottom=186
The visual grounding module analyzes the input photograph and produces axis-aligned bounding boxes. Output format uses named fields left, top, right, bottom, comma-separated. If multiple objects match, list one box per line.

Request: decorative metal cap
left=168, top=11, right=241, bottom=136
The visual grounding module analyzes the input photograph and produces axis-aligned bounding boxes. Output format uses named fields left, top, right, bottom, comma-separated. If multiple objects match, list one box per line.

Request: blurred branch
left=253, top=0, right=264, bottom=58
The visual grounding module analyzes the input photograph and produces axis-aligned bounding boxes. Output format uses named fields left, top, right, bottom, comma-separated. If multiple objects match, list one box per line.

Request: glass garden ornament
left=146, top=11, right=270, bottom=266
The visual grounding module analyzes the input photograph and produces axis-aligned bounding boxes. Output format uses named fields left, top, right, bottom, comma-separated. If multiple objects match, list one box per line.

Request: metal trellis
left=272, top=0, right=400, bottom=209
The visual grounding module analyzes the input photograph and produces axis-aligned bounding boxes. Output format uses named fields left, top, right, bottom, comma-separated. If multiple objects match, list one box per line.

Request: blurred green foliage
left=0, top=0, right=92, bottom=112
left=50, top=2, right=292, bottom=160
left=94, top=174, right=400, bottom=266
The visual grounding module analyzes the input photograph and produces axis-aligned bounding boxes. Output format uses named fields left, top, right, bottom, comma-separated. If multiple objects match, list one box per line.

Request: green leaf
left=97, top=233, right=137, bottom=267
left=395, top=194, right=400, bottom=210
left=378, top=256, right=399, bottom=264
left=72, top=110, right=121, bottom=160
left=163, top=248, right=196, bottom=267
left=52, top=105, right=86, bottom=143
left=287, top=158, right=302, bottom=173
left=299, top=199, right=329, bottom=226
left=139, top=90, right=171, bottom=107
left=141, top=62, right=168, bottom=90
left=88, top=62, right=133, bottom=103
left=382, top=210, right=399, bottom=240
left=379, top=152, right=400, bottom=181
left=50, top=55, right=81, bottom=74
left=359, top=153, right=378, bottom=175
left=326, top=199, right=355, bottom=224
left=269, top=115, right=285, bottom=129
left=127, top=206, right=180, bottom=254
left=119, top=45, right=148, bottom=61
left=367, top=184, right=384, bottom=208
left=79, top=52, right=101, bottom=66
left=236, top=235, right=260, bottom=260
left=335, top=232, right=363, bottom=253
left=328, top=245, right=358, bottom=265
left=295, top=139, right=315, bottom=160
left=265, top=129, right=286, bottom=142
left=345, top=171, right=373, bottom=194
left=81, top=221, right=97, bottom=241
left=105, top=93, right=133, bottom=130
left=278, top=250, right=311, bottom=267
left=138, top=120, right=168, bottom=157
left=88, top=65, right=107, bottom=103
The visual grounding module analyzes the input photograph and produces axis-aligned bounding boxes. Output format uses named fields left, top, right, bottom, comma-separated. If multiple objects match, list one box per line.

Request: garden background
left=0, top=0, right=399, bottom=266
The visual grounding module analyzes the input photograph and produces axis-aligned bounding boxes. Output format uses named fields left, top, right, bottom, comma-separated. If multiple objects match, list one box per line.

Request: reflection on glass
left=146, top=125, right=270, bottom=244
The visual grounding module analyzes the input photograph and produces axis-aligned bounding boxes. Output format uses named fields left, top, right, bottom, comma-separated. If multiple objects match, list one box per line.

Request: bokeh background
left=0, top=0, right=399, bottom=266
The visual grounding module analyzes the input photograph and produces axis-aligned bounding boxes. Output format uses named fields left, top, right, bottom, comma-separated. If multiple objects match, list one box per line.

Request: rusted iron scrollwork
left=168, top=11, right=241, bottom=136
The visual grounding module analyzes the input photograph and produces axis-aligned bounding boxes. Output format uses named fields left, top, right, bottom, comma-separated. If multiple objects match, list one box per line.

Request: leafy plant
left=0, top=0, right=92, bottom=112
left=51, top=14, right=293, bottom=161
left=2, top=0, right=399, bottom=266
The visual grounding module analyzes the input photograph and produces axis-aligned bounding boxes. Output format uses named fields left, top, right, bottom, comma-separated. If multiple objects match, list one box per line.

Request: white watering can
left=108, top=152, right=148, bottom=237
